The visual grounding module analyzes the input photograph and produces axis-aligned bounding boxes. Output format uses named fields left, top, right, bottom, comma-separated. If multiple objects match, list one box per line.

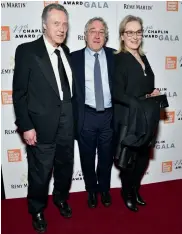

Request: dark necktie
left=54, top=49, right=71, bottom=101
left=94, top=53, right=105, bottom=111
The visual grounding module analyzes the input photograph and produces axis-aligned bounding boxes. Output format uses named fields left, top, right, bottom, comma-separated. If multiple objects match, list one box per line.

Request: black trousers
left=78, top=106, right=113, bottom=193
left=120, top=147, right=150, bottom=192
left=27, top=101, right=74, bottom=215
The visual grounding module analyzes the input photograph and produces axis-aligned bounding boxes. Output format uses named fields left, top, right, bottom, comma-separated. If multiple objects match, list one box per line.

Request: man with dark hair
left=13, top=4, right=74, bottom=232
left=71, top=17, right=115, bottom=209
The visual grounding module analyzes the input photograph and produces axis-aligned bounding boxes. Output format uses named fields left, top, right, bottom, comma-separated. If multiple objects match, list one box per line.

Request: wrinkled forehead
left=88, top=20, right=105, bottom=31
left=46, top=9, right=68, bottom=22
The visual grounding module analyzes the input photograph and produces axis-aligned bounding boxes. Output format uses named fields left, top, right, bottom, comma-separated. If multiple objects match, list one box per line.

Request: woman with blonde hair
left=113, top=15, right=160, bottom=212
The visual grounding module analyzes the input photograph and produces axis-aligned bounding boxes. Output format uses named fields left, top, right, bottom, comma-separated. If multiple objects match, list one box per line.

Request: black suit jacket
left=13, top=36, right=72, bottom=143
left=71, top=47, right=115, bottom=137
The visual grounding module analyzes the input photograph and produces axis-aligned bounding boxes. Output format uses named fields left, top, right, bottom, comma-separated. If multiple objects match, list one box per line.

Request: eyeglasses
left=124, top=30, right=143, bottom=37
left=88, top=30, right=105, bottom=37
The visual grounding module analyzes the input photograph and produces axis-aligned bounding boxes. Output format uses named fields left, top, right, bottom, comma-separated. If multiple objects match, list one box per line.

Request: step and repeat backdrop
left=1, top=1, right=182, bottom=199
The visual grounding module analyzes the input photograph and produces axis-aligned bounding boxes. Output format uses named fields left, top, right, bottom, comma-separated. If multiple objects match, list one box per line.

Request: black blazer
left=71, top=47, right=115, bottom=137
left=113, top=51, right=155, bottom=133
left=13, top=36, right=73, bottom=143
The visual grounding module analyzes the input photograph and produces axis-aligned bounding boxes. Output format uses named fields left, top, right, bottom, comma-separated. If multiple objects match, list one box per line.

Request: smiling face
left=43, top=9, right=68, bottom=47
left=121, top=20, right=143, bottom=52
left=85, top=20, right=106, bottom=52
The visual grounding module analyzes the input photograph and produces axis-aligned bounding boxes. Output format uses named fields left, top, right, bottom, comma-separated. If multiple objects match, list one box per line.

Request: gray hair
left=84, top=17, right=109, bottom=40
left=42, top=3, right=68, bottom=32
left=116, top=15, right=144, bottom=55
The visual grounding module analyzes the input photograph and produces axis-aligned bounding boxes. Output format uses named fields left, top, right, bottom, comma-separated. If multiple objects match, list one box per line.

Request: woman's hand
left=150, top=89, right=160, bottom=97
left=146, top=89, right=160, bottom=98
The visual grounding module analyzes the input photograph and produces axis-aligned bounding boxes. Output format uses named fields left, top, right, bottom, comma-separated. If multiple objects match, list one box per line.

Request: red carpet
left=2, top=180, right=182, bottom=234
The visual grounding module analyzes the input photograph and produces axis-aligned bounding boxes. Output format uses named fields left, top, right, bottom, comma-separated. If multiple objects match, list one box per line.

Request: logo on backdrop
left=176, top=110, right=182, bottom=121
left=162, top=110, right=182, bottom=123
left=143, top=26, right=179, bottom=42
left=72, top=170, right=84, bottom=181
left=78, top=34, right=84, bottom=41
left=62, top=1, right=109, bottom=8
left=7, top=149, right=22, bottom=162
left=158, top=88, right=177, bottom=98
left=123, top=3, right=153, bottom=10
left=163, top=111, right=175, bottom=124
left=1, top=26, right=10, bottom=41
left=44, top=1, right=58, bottom=7
left=155, top=140, right=175, bottom=150
left=162, top=160, right=182, bottom=173
left=174, top=160, right=182, bottom=170
left=5, top=129, right=17, bottom=135
left=165, top=56, right=177, bottom=69
left=162, top=161, right=172, bottom=173
left=1, top=2, right=27, bottom=8
left=1, top=56, right=15, bottom=75
left=1, top=91, right=12, bottom=105
left=166, top=1, right=178, bottom=11
left=11, top=173, right=28, bottom=189
left=12, top=25, right=42, bottom=39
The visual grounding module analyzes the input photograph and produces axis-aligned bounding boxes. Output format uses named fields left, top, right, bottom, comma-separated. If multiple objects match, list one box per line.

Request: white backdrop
left=1, top=1, right=182, bottom=199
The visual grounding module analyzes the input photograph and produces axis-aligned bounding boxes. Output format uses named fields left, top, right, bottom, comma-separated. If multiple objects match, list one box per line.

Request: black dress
left=113, top=51, right=155, bottom=191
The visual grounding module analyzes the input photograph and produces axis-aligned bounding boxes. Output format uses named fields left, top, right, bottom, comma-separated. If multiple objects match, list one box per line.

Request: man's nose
left=133, top=33, right=137, bottom=39
left=95, top=32, right=100, bottom=38
left=58, top=25, right=64, bottom=32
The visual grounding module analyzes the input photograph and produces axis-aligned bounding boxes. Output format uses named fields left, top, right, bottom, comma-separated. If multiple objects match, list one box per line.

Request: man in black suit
left=13, top=4, right=74, bottom=233
left=71, top=17, right=115, bottom=208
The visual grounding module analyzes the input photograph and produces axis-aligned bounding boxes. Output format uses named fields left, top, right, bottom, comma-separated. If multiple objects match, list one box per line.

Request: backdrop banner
left=1, top=1, right=182, bottom=199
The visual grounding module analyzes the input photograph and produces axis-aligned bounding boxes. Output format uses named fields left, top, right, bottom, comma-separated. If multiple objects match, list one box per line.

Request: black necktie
left=54, top=49, right=71, bottom=101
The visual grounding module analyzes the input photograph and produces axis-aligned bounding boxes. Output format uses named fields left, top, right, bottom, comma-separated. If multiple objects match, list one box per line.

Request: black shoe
left=88, top=192, right=98, bottom=208
left=133, top=187, right=146, bottom=206
left=53, top=200, right=72, bottom=218
left=32, top=212, right=47, bottom=233
left=121, top=190, right=138, bottom=212
left=101, top=192, right=112, bottom=207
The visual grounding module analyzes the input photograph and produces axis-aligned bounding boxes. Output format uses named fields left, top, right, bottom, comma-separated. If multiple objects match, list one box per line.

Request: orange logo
left=162, top=161, right=172, bottom=173
left=166, top=1, right=178, bottom=11
left=164, top=111, right=175, bottom=124
left=1, top=26, right=10, bottom=41
left=8, top=149, right=22, bottom=162
left=165, top=56, right=177, bottom=69
left=1, top=91, right=13, bottom=105
left=44, top=1, right=58, bottom=7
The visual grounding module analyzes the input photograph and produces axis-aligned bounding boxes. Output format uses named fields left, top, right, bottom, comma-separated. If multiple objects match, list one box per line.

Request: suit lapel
left=78, top=49, right=85, bottom=99
left=62, top=44, right=71, bottom=67
left=61, top=44, right=73, bottom=96
left=34, top=36, right=60, bottom=98
left=104, top=47, right=112, bottom=91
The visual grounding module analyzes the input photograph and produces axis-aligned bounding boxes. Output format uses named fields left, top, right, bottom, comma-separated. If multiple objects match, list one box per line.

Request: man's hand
left=23, top=129, right=37, bottom=146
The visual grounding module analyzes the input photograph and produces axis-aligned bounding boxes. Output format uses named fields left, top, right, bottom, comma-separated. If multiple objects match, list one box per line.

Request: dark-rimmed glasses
left=124, top=30, right=143, bottom=37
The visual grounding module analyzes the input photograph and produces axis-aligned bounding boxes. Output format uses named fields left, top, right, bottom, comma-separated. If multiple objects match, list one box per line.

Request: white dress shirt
left=43, top=35, right=73, bottom=99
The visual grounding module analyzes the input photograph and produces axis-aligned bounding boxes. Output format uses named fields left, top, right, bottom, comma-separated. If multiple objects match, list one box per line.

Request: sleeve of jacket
left=113, top=53, right=137, bottom=107
left=12, top=44, right=34, bottom=132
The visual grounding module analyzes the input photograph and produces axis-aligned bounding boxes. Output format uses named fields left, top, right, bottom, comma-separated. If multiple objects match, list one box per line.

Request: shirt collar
left=43, top=35, right=61, bottom=56
left=86, top=46, right=104, bottom=57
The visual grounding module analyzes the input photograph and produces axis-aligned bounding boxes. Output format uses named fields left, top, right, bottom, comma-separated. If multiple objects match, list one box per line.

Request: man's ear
left=84, top=33, right=87, bottom=42
left=43, top=22, right=47, bottom=31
